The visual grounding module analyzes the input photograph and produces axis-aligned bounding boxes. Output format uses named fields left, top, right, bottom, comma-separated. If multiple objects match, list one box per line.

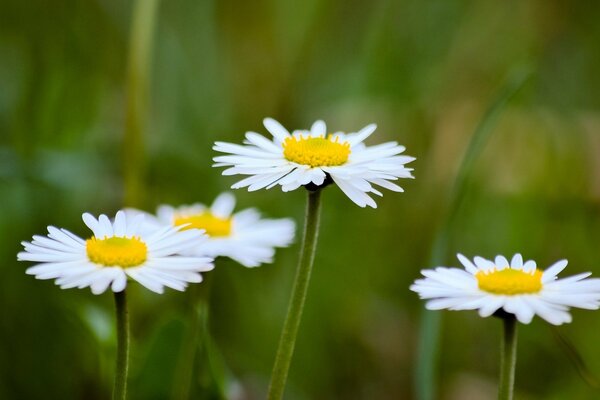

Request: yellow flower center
left=174, top=213, right=232, bottom=237
left=86, top=236, right=147, bottom=268
left=283, top=135, right=350, bottom=167
left=476, top=268, right=543, bottom=295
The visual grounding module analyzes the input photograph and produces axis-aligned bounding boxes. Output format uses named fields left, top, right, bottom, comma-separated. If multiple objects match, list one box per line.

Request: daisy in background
left=213, top=118, right=415, bottom=208
left=18, top=210, right=214, bottom=399
left=127, top=192, right=294, bottom=399
left=213, top=118, right=414, bottom=400
left=130, top=192, right=295, bottom=267
left=411, top=253, right=600, bottom=400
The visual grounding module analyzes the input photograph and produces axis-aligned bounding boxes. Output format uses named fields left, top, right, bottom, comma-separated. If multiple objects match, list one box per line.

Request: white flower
left=410, top=253, right=600, bottom=325
left=213, top=118, right=415, bottom=208
left=131, top=192, right=295, bottom=268
left=18, top=211, right=214, bottom=295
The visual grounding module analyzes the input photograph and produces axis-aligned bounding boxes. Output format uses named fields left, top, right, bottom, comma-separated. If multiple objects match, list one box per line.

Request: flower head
left=410, top=253, right=600, bottom=325
left=131, top=192, right=295, bottom=267
left=213, top=118, right=415, bottom=208
left=18, top=211, right=214, bottom=294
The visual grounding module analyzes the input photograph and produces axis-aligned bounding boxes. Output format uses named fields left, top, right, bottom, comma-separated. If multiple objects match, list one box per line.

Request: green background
left=2, top=0, right=600, bottom=399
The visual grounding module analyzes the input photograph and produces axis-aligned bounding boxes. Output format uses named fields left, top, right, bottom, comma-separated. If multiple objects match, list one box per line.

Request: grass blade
left=414, top=67, right=531, bottom=400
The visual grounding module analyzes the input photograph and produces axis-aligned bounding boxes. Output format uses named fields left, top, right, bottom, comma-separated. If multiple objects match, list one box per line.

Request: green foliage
left=2, top=1, right=600, bottom=399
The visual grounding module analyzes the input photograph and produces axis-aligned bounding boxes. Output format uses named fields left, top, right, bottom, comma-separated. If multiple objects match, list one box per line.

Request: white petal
left=347, top=124, right=376, bottom=146
left=478, top=297, right=505, bottom=317
left=113, top=211, right=127, bottom=237
left=244, top=132, right=282, bottom=153
left=542, top=259, right=568, bottom=283
left=474, top=256, right=495, bottom=271
left=125, top=213, right=146, bottom=236
left=213, top=142, right=282, bottom=159
left=111, top=270, right=128, bottom=292
left=211, top=192, right=236, bottom=218
left=503, top=297, right=534, bottom=324
left=263, top=118, right=291, bottom=142
left=125, top=269, right=164, bottom=294
left=526, top=298, right=572, bottom=325
left=98, top=215, right=114, bottom=238
left=511, top=254, right=523, bottom=269
left=522, top=260, right=537, bottom=273
left=494, top=255, right=509, bottom=269
left=330, top=174, right=377, bottom=208
left=457, top=254, right=479, bottom=274
left=30, top=235, right=80, bottom=252
left=310, top=120, right=326, bottom=137
left=82, top=213, right=102, bottom=237
left=90, top=269, right=118, bottom=295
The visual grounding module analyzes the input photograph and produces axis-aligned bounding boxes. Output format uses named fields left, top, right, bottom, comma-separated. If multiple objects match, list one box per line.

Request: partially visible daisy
left=213, top=118, right=415, bottom=208
left=131, top=192, right=295, bottom=267
left=411, top=253, right=600, bottom=325
left=18, top=211, right=214, bottom=294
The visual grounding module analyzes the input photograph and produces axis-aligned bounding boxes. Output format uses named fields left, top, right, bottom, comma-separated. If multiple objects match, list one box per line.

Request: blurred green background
left=3, top=0, right=600, bottom=399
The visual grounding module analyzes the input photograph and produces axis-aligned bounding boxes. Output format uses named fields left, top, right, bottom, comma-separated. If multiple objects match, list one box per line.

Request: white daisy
left=18, top=211, right=215, bottom=295
left=410, top=253, right=600, bottom=325
left=131, top=192, right=295, bottom=268
left=213, top=118, right=415, bottom=208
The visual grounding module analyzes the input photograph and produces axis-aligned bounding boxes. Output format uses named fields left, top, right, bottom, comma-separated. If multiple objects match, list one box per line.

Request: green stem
left=172, top=275, right=218, bottom=400
left=267, top=189, right=323, bottom=400
left=200, top=303, right=229, bottom=399
left=173, top=288, right=204, bottom=400
left=113, top=290, right=130, bottom=400
left=498, top=315, right=518, bottom=400
left=123, top=0, right=159, bottom=207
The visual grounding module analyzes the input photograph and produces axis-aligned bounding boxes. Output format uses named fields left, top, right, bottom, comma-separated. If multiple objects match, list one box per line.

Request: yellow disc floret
left=476, top=268, right=543, bottom=295
left=174, top=213, right=232, bottom=237
left=86, top=236, right=148, bottom=268
left=283, top=135, right=350, bottom=167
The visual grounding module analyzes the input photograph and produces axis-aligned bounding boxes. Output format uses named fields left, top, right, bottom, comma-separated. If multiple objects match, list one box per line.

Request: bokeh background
left=2, top=0, right=600, bottom=399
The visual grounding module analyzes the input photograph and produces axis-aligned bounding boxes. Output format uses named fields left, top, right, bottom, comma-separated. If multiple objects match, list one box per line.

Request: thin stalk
left=172, top=275, right=218, bottom=400
left=173, top=287, right=205, bottom=400
left=123, top=0, right=159, bottom=207
left=267, top=189, right=323, bottom=400
left=200, top=303, right=229, bottom=399
left=415, top=67, right=531, bottom=400
left=112, top=4, right=158, bottom=399
left=551, top=326, right=600, bottom=388
left=113, top=290, right=130, bottom=400
left=498, top=315, right=518, bottom=400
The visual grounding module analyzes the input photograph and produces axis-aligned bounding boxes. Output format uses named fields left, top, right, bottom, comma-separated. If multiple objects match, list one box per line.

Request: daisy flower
left=411, top=253, right=600, bottom=325
left=132, top=192, right=295, bottom=267
left=18, top=211, right=215, bottom=295
left=213, top=118, right=415, bottom=208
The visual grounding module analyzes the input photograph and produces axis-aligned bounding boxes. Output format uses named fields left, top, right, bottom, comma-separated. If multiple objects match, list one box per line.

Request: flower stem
left=172, top=275, right=222, bottom=400
left=267, top=189, right=322, bottom=400
left=113, top=290, right=130, bottom=400
left=498, top=314, right=518, bottom=400
left=173, top=287, right=204, bottom=400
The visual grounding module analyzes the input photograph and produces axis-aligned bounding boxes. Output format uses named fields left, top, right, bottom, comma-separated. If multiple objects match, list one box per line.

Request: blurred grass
left=123, top=0, right=159, bottom=207
left=415, top=67, right=531, bottom=400
left=2, top=1, right=600, bottom=399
